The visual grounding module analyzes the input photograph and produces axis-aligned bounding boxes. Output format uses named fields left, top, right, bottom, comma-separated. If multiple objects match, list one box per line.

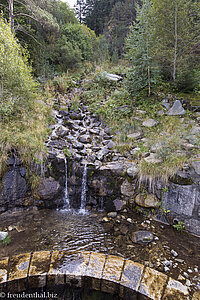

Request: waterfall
left=79, top=163, right=87, bottom=214
left=63, top=157, right=70, bottom=210
left=99, top=196, right=104, bottom=211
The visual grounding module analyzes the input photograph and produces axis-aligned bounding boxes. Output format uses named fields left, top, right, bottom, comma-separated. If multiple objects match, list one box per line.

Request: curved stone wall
left=0, top=251, right=199, bottom=299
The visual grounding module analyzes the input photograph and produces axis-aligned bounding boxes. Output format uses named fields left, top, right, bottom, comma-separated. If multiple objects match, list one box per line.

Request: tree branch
left=15, top=24, right=43, bottom=45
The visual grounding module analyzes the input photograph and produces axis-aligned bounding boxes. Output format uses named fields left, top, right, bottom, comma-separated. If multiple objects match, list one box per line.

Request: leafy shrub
left=0, top=17, right=37, bottom=116
left=54, top=23, right=98, bottom=71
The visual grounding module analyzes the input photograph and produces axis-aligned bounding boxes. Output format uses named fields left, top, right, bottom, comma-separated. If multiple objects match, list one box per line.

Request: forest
left=0, top=0, right=200, bottom=181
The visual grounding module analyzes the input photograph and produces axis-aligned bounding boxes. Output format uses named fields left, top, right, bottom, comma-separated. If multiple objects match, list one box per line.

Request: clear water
left=0, top=209, right=114, bottom=258
left=64, top=158, right=70, bottom=210
left=79, top=164, right=87, bottom=214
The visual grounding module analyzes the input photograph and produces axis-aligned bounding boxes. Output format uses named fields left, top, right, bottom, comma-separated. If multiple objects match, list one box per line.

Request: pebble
left=107, top=212, right=117, bottom=218
left=127, top=218, right=132, bottom=223
left=146, top=220, right=150, bottom=224
left=154, top=236, right=159, bottom=241
left=178, top=275, right=185, bottom=281
left=194, top=267, right=198, bottom=273
left=187, top=269, right=193, bottom=273
left=183, top=272, right=189, bottom=279
left=171, top=249, right=178, bottom=257
left=186, top=279, right=191, bottom=287
left=163, top=260, right=172, bottom=267
left=164, top=266, right=170, bottom=272
left=102, top=217, right=109, bottom=223
left=175, top=259, right=184, bottom=264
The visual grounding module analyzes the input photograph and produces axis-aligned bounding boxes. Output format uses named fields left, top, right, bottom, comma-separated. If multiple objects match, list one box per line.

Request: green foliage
left=0, top=17, right=37, bottom=116
left=125, top=0, right=158, bottom=97
left=151, top=0, right=200, bottom=83
left=173, top=221, right=185, bottom=232
left=54, top=23, right=98, bottom=71
left=0, top=18, right=50, bottom=180
left=1, top=235, right=11, bottom=246
left=63, top=148, right=71, bottom=158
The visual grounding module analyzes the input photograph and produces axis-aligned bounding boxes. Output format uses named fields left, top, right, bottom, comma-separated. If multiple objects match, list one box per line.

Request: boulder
left=55, top=125, right=69, bottom=138
left=79, top=135, right=92, bottom=144
left=135, top=193, right=160, bottom=208
left=144, top=153, right=162, bottom=164
left=166, top=100, right=185, bottom=116
left=106, top=140, right=116, bottom=149
left=35, top=177, right=61, bottom=201
left=127, top=131, right=143, bottom=140
left=191, top=161, right=200, bottom=175
left=121, top=179, right=136, bottom=197
left=171, top=170, right=194, bottom=185
left=105, top=73, right=123, bottom=81
left=131, top=231, right=153, bottom=244
left=0, top=167, right=27, bottom=209
left=142, top=119, right=159, bottom=128
left=113, top=199, right=125, bottom=211
left=162, top=99, right=171, bottom=110
left=100, top=162, right=125, bottom=176
left=0, top=232, right=8, bottom=241
left=127, top=165, right=139, bottom=178
left=189, top=126, right=200, bottom=135
left=97, top=147, right=110, bottom=161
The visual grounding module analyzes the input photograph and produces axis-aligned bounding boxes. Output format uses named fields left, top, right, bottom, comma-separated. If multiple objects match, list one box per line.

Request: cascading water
left=63, top=157, right=70, bottom=210
left=79, top=163, right=87, bottom=214
left=99, top=196, right=104, bottom=211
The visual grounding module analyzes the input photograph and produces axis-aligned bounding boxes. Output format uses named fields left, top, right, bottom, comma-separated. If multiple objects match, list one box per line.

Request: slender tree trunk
left=173, top=4, right=178, bottom=82
left=148, top=65, right=151, bottom=97
left=8, top=0, right=14, bottom=33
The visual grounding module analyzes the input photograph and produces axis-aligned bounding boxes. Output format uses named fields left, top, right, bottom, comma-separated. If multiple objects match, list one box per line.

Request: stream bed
left=0, top=207, right=200, bottom=292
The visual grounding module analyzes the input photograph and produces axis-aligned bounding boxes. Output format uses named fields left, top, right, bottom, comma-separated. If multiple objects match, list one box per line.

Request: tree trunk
left=173, top=5, right=178, bottom=82
left=8, top=0, right=14, bottom=33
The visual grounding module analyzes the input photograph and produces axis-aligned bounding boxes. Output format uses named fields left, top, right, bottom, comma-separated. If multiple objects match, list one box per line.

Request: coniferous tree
left=125, top=0, right=157, bottom=96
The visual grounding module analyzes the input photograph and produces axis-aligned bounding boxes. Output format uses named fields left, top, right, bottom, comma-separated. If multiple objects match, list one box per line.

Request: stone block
left=192, top=290, right=200, bottom=300
left=7, top=253, right=31, bottom=292
left=102, top=255, right=124, bottom=294
left=28, top=251, right=51, bottom=289
left=139, top=267, right=167, bottom=300
left=48, top=251, right=66, bottom=286
left=48, top=251, right=90, bottom=288
left=86, top=252, right=106, bottom=290
left=163, top=278, right=189, bottom=299
left=121, top=260, right=144, bottom=292
left=0, top=257, right=8, bottom=292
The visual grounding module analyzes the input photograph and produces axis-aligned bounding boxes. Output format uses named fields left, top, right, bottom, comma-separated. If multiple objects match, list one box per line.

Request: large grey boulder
left=79, top=134, right=92, bottom=143
left=127, top=164, right=139, bottom=178
left=121, top=179, right=136, bottom=197
left=135, top=193, right=160, bottom=208
left=35, top=177, right=61, bottom=201
left=100, top=162, right=125, bottom=176
left=55, top=125, right=69, bottom=138
left=191, top=161, right=200, bottom=175
left=97, top=147, right=110, bottom=161
left=0, top=167, right=27, bottom=209
left=131, top=231, right=153, bottom=244
left=166, top=100, right=185, bottom=116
